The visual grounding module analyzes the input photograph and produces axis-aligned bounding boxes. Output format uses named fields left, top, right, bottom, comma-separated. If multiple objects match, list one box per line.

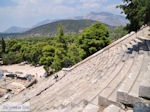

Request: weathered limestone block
left=82, top=104, right=99, bottom=112
left=103, top=105, right=125, bottom=112
left=139, top=80, right=150, bottom=99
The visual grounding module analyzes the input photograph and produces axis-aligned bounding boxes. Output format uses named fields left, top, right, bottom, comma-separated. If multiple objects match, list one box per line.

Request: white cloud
left=80, top=2, right=100, bottom=9
left=103, top=4, right=122, bottom=15
left=76, top=0, right=101, bottom=14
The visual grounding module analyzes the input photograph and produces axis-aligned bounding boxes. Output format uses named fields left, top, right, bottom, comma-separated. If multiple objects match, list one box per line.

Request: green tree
left=28, top=42, right=47, bottom=65
left=39, top=45, right=55, bottom=66
left=50, top=23, right=68, bottom=72
left=20, top=45, right=31, bottom=62
left=10, top=43, right=21, bottom=52
left=58, top=23, right=64, bottom=37
left=67, top=43, right=86, bottom=65
left=6, top=39, right=17, bottom=52
left=112, top=25, right=128, bottom=40
left=78, top=22, right=111, bottom=57
left=2, top=52, right=22, bottom=65
left=51, top=48, right=66, bottom=71
left=117, top=0, right=150, bottom=32
left=1, top=37, right=6, bottom=53
left=56, top=23, right=67, bottom=49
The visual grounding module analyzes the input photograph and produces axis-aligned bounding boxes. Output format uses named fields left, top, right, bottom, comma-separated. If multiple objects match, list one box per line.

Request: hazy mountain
left=33, top=19, right=52, bottom=28
left=68, top=16, right=83, bottom=20
left=4, top=19, right=57, bottom=34
left=34, top=12, right=129, bottom=28
left=4, top=26, right=29, bottom=33
left=70, top=12, right=129, bottom=26
left=16, top=19, right=115, bottom=38
left=0, top=33, right=17, bottom=39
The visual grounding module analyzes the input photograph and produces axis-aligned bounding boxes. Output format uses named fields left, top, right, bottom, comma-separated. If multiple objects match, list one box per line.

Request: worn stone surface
left=139, top=81, right=150, bottom=99
left=126, top=110, right=133, bottom=112
left=103, top=105, right=125, bottom=112
left=82, top=104, right=99, bottom=112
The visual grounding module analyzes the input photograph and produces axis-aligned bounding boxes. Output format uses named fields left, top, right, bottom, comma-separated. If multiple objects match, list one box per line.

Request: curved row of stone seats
left=76, top=44, right=130, bottom=105
left=88, top=37, right=147, bottom=106
left=103, top=101, right=150, bottom=112
left=117, top=36, right=150, bottom=106
left=139, top=38, right=150, bottom=99
left=117, top=39, right=150, bottom=105
left=98, top=39, right=140, bottom=107
left=47, top=101, right=100, bottom=112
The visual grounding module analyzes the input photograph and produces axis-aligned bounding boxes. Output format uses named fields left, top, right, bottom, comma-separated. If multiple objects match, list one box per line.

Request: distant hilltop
left=3, top=26, right=30, bottom=33
left=69, top=12, right=129, bottom=26
left=1, top=19, right=115, bottom=39
left=2, top=12, right=128, bottom=34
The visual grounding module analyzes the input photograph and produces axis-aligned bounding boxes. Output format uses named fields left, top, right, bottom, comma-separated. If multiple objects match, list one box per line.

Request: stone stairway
left=0, top=25, right=150, bottom=112
left=117, top=37, right=150, bottom=106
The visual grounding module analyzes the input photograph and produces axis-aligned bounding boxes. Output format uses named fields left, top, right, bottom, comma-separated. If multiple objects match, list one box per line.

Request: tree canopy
left=117, top=0, right=150, bottom=32
left=1, top=38, right=6, bottom=53
left=78, top=22, right=111, bottom=57
left=112, top=25, right=128, bottom=40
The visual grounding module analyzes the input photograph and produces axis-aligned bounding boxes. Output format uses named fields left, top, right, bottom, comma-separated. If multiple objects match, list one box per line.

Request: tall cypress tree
left=1, top=37, right=6, bottom=53
left=51, top=23, right=67, bottom=71
left=58, top=23, right=64, bottom=37
left=56, top=23, right=67, bottom=49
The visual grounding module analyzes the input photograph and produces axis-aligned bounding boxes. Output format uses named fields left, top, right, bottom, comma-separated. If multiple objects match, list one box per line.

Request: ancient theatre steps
left=97, top=40, right=138, bottom=106
left=117, top=37, right=150, bottom=106
left=139, top=38, right=150, bottom=99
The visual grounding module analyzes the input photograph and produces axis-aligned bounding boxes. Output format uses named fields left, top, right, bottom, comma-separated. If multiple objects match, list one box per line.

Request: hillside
left=16, top=19, right=115, bottom=38
left=4, top=26, right=29, bottom=33
left=32, top=19, right=58, bottom=28
left=0, top=33, right=17, bottom=39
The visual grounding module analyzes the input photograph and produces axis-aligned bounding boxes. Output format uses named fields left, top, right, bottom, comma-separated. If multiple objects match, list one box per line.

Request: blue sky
left=0, top=0, right=123, bottom=32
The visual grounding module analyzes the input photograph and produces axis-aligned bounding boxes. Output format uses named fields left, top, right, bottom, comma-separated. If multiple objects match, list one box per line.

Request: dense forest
left=0, top=22, right=112, bottom=75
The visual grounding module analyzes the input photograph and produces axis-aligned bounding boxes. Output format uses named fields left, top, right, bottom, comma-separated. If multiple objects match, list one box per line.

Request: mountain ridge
left=3, top=12, right=128, bottom=34
left=70, top=12, right=129, bottom=26
left=4, top=26, right=29, bottom=33
left=16, top=19, right=115, bottom=38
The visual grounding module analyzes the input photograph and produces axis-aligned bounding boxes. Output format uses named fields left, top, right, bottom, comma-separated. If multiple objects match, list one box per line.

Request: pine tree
left=58, top=23, right=64, bottom=37
left=56, top=23, right=67, bottom=49
left=1, top=37, right=6, bottom=53
left=51, top=23, right=68, bottom=72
